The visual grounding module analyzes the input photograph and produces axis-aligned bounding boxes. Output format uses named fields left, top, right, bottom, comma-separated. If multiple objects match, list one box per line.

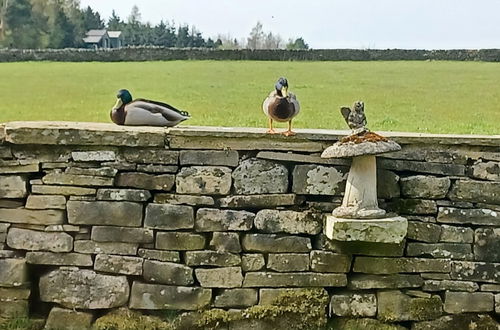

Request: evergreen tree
left=83, top=6, right=103, bottom=30
left=48, top=3, right=76, bottom=48
left=4, top=0, right=39, bottom=48
left=205, top=37, right=215, bottom=48
left=214, top=38, right=223, bottom=48
left=107, top=10, right=124, bottom=30
left=175, top=25, right=189, bottom=47
left=286, top=37, right=309, bottom=50
left=153, top=20, right=176, bottom=47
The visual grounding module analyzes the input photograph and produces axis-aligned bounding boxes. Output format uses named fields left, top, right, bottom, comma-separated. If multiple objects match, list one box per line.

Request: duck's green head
left=113, top=89, right=133, bottom=110
left=275, top=77, right=289, bottom=97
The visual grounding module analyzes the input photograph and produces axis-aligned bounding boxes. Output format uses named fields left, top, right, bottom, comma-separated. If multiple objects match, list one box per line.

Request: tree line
left=0, top=0, right=309, bottom=50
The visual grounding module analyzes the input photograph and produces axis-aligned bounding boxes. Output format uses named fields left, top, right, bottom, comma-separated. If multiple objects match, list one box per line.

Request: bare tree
left=247, top=21, right=264, bottom=49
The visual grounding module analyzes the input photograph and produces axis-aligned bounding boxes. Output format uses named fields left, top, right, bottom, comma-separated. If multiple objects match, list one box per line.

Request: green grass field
left=1, top=60, right=499, bottom=134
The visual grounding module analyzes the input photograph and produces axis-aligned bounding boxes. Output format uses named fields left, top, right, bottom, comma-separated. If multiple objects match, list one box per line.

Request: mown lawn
left=0, top=60, right=499, bottom=134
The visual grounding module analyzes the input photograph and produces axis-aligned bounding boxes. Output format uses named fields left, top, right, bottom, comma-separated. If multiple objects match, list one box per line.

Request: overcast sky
left=79, top=0, right=500, bottom=49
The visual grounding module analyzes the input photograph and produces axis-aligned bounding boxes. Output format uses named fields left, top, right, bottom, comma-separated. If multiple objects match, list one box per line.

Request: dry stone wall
left=0, top=122, right=499, bottom=329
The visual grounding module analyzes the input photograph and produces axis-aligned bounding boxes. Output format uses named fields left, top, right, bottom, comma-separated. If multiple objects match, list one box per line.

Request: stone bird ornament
left=262, top=77, right=300, bottom=136
left=340, top=101, right=367, bottom=134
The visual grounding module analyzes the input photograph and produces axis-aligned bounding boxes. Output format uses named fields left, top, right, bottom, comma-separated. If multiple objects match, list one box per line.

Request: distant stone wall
left=0, top=122, right=499, bottom=329
left=1, top=47, right=500, bottom=62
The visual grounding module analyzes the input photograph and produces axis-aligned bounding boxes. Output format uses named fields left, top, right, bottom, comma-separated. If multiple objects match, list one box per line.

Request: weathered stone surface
left=92, top=226, right=153, bottom=244
left=257, top=151, right=350, bottom=165
left=472, top=161, right=500, bottom=181
left=329, top=318, right=406, bottom=330
left=255, top=210, right=322, bottom=235
left=0, top=199, right=24, bottom=208
left=241, top=254, right=265, bottom=272
left=481, top=284, right=500, bottom=292
left=401, top=175, right=451, bottom=199
left=31, top=184, right=96, bottom=195
left=451, top=261, right=500, bottom=283
left=437, top=207, right=499, bottom=226
left=26, top=252, right=92, bottom=266
left=292, top=165, right=346, bottom=195
left=138, top=249, right=180, bottom=263
left=474, top=228, right=500, bottom=262
left=444, top=292, right=494, bottom=313
left=377, top=290, right=442, bottom=322
left=129, top=282, right=211, bottom=310
left=145, top=204, right=194, bottom=230
left=0, top=250, right=24, bottom=259
left=195, top=267, right=243, bottom=288
left=0, top=164, right=39, bottom=174
left=496, top=294, right=500, bottom=314
left=378, top=158, right=465, bottom=176
left=406, top=242, right=473, bottom=260
left=72, top=150, right=116, bottom=162
left=97, top=189, right=151, bottom=202
left=156, top=232, right=206, bottom=250
left=101, top=161, right=136, bottom=171
left=377, top=169, right=400, bottom=199
left=423, top=280, right=479, bottom=292
left=267, top=253, right=309, bottom=272
left=387, top=198, right=437, bottom=215
left=233, top=159, right=288, bottom=194
left=243, top=272, right=347, bottom=287
left=121, top=148, right=178, bottom=164
left=143, top=260, right=193, bottom=285
left=0, top=287, right=30, bottom=300
left=74, top=240, right=138, bottom=255
left=0, top=258, right=27, bottom=287
left=258, top=288, right=322, bottom=305
left=0, top=208, right=65, bottom=225
left=116, top=172, right=175, bottom=191
left=0, top=146, right=11, bottom=159
left=310, top=251, right=351, bottom=273
left=318, top=237, right=405, bottom=257
left=440, top=224, right=474, bottom=243
left=137, top=164, right=178, bottom=173
left=176, top=166, right=232, bottom=195
left=154, top=193, right=214, bottom=206
left=180, top=150, right=239, bottom=167
left=196, top=208, right=254, bottom=231
left=330, top=293, right=376, bottom=317
left=0, top=300, right=28, bottom=318
left=348, top=274, right=423, bottom=289
left=66, top=166, right=118, bottom=177
left=45, top=307, right=93, bottom=330
left=218, top=194, right=301, bottom=209
left=0, top=175, right=27, bottom=198
left=185, top=251, right=241, bottom=267
left=407, top=221, right=441, bottom=243
left=67, top=201, right=143, bottom=226
left=25, top=195, right=66, bottom=210
left=412, top=314, right=499, bottom=330
left=42, top=172, right=114, bottom=186
left=209, top=232, right=241, bottom=253
left=7, top=228, right=73, bottom=252
left=39, top=268, right=129, bottom=309
left=213, top=289, right=258, bottom=308
left=242, top=234, right=311, bottom=253
left=353, top=257, right=451, bottom=274
left=449, top=180, right=500, bottom=204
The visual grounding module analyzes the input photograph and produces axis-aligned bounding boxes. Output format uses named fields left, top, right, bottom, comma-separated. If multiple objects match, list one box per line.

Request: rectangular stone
left=353, top=257, right=451, bottom=274
left=145, top=204, right=194, bottom=230
left=71, top=151, right=116, bottom=162
left=91, top=226, right=153, bottom=244
left=310, top=251, right=351, bottom=273
left=0, top=223, right=10, bottom=233
left=218, top=194, right=301, bottom=209
left=213, top=288, right=258, bottom=308
left=267, top=253, right=310, bottom=272
left=255, top=209, right=322, bottom=235
left=0, top=287, right=31, bottom=301
left=137, top=164, right=178, bottom=173
left=259, top=288, right=323, bottom=305
left=423, top=280, right=479, bottom=292
left=243, top=272, right=347, bottom=287
left=74, top=240, right=138, bottom=255
left=96, top=189, right=151, bottom=202
left=138, top=249, right=180, bottom=263
left=242, top=254, right=265, bottom=272
left=318, top=237, right=405, bottom=257
left=0, top=164, right=39, bottom=174
left=209, top=232, right=241, bottom=253
left=0, top=259, right=28, bottom=287
left=94, top=254, right=143, bottom=275
left=0, top=199, right=24, bottom=208
left=440, top=225, right=474, bottom=243
left=185, top=251, right=241, bottom=267
left=0, top=175, right=27, bottom=198
left=116, top=172, right=175, bottom=191
left=156, top=232, right=206, bottom=251
left=26, top=252, right=92, bottom=266
left=406, top=243, right=473, bottom=260
left=180, top=150, right=239, bottom=167
left=129, top=282, right=211, bottom=310
left=481, top=284, right=500, bottom=292
left=378, top=158, right=465, bottom=176
left=196, top=267, right=243, bottom=288
left=444, top=292, right=494, bottom=313
left=0, top=208, right=65, bottom=225
left=31, top=185, right=96, bottom=196
left=154, top=194, right=215, bottom=206
left=407, top=221, right=441, bottom=243
left=348, top=274, right=423, bottom=289
left=0, top=300, right=28, bottom=318
left=67, top=201, right=143, bottom=227
left=257, top=151, right=350, bottom=165
left=437, top=207, right=499, bottom=226
left=66, top=167, right=118, bottom=177
left=143, top=260, right=193, bottom=285
left=449, top=180, right=500, bottom=204
left=378, top=290, right=443, bottom=322
left=7, top=228, right=73, bottom=252
left=451, top=261, right=500, bottom=283
left=330, top=293, right=377, bottom=317
left=176, top=166, right=232, bottom=195
left=196, top=208, right=254, bottom=231
left=387, top=199, right=437, bottom=215
left=25, top=195, right=67, bottom=210
left=121, top=148, right=178, bottom=164
left=242, top=234, right=311, bottom=253
left=42, top=172, right=114, bottom=187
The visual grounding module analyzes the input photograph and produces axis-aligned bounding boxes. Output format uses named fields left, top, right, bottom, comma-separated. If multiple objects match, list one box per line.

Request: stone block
left=180, top=150, right=239, bottom=167
left=145, top=204, right=194, bottom=230
left=26, top=252, right=92, bottom=266
left=92, top=226, right=153, bottom=244
left=406, top=242, right=473, bottom=260
left=387, top=198, right=437, bottom=215
left=195, top=267, right=243, bottom=288
left=440, top=224, right=474, bottom=243
left=353, top=257, right=451, bottom=274
left=25, top=195, right=66, bottom=210
left=243, top=272, right=347, bottom=287
left=267, top=253, right=309, bottom=272
left=496, top=294, right=500, bottom=314
left=377, top=169, right=400, bottom=199
left=0, top=287, right=30, bottom=301
left=232, top=159, right=288, bottom=194
left=437, top=207, right=499, bottom=226
left=481, top=284, right=500, bottom=292
left=116, top=172, right=175, bottom=190
left=154, top=193, right=214, bottom=206
left=67, top=201, right=143, bottom=226
left=412, top=314, right=499, bottom=330
left=40, top=268, right=129, bottom=309
left=66, top=166, right=118, bottom=177
left=472, top=160, right=500, bottom=181
left=218, top=194, right=301, bottom=209
left=0, top=300, right=28, bottom=318
left=449, top=180, right=500, bottom=204
left=176, top=166, right=232, bottom=195
left=121, top=148, right=178, bottom=164
left=94, top=254, right=143, bottom=275
left=7, top=228, right=73, bottom=252
left=42, top=172, right=114, bottom=186
left=0, top=258, right=27, bottom=287
left=74, top=240, right=138, bottom=255
left=407, top=221, right=441, bottom=243
left=143, top=260, right=193, bottom=285
left=196, top=208, right=254, bottom=231
left=31, top=184, right=96, bottom=196
left=377, top=290, right=442, bottom=322
left=45, top=307, right=93, bottom=330
left=156, top=232, right=206, bottom=250
left=474, top=228, right=500, bottom=262
left=329, top=318, right=406, bottom=330
left=209, top=232, right=241, bottom=253
left=255, top=209, right=322, bottom=235
left=318, top=237, right=405, bottom=257
left=0, top=200, right=23, bottom=208
left=401, top=175, right=451, bottom=199
left=310, top=251, right=351, bottom=273
left=138, top=249, right=180, bottom=263
left=185, top=251, right=241, bottom=267
left=292, top=165, right=346, bottom=195
left=242, top=234, right=311, bottom=253
left=258, top=288, right=326, bottom=305
left=348, top=274, right=423, bottom=289
left=444, top=292, right=494, bottom=313
left=72, top=150, right=116, bottom=162
left=241, top=254, right=265, bottom=272
left=129, top=282, right=211, bottom=310
left=330, top=293, right=376, bottom=317
left=0, top=175, right=27, bottom=198
left=423, top=280, right=479, bottom=292
left=137, top=164, right=178, bottom=173
left=97, top=189, right=151, bottom=202
left=378, top=158, right=465, bottom=176
left=213, top=289, right=258, bottom=308
left=451, top=261, right=500, bottom=283
left=0, top=208, right=65, bottom=225
left=0, top=163, right=39, bottom=174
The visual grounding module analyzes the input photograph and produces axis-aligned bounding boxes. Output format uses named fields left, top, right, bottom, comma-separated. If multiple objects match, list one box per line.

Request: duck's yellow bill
left=113, top=99, right=123, bottom=110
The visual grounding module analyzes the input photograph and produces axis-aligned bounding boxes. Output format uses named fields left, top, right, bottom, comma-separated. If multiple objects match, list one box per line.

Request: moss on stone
left=93, top=309, right=173, bottom=330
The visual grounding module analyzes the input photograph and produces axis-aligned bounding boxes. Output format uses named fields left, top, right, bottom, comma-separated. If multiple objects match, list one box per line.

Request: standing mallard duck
left=110, top=89, right=190, bottom=127
left=262, top=77, right=300, bottom=136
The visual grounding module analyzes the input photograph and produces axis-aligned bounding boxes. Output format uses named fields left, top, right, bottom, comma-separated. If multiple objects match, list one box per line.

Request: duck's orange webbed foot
left=267, top=128, right=278, bottom=134
left=282, top=130, right=296, bottom=137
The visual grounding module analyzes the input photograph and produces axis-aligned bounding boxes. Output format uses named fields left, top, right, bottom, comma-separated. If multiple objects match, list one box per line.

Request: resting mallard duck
left=110, top=89, right=190, bottom=127
left=262, top=77, right=300, bottom=136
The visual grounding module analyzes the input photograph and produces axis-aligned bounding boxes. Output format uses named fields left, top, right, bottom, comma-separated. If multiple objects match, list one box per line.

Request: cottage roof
left=108, top=31, right=122, bottom=38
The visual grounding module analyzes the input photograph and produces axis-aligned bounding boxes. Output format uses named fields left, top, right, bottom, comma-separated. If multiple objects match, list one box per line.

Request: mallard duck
left=110, top=89, right=190, bottom=126
left=262, top=77, right=300, bottom=136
